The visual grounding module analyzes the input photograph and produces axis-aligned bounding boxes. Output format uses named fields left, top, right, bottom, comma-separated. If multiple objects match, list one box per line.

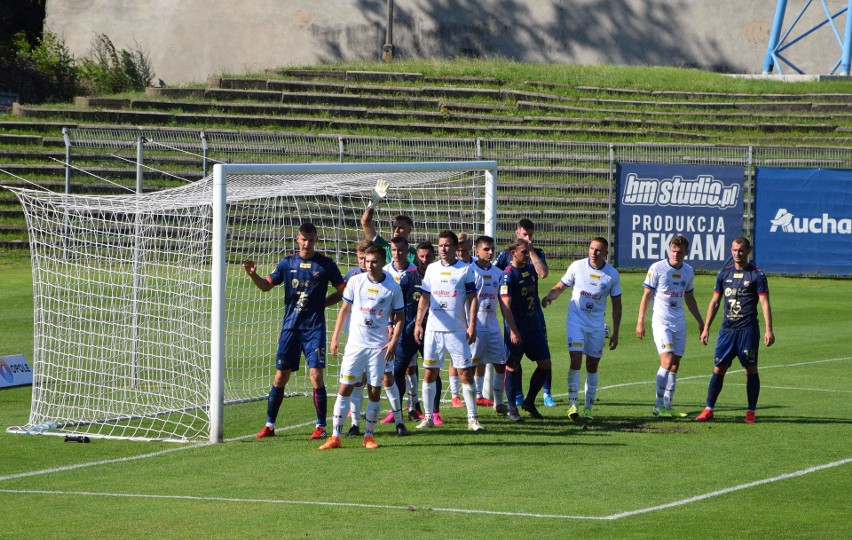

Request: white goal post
left=8, top=160, right=497, bottom=443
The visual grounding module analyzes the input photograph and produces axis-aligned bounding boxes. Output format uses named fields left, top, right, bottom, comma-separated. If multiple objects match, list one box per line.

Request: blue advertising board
left=616, top=163, right=744, bottom=270
left=754, top=167, right=852, bottom=275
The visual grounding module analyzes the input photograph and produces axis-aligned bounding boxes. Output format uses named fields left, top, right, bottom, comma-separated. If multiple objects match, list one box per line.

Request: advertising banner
left=616, top=163, right=744, bottom=270
left=754, top=167, right=852, bottom=275
left=0, top=354, right=33, bottom=389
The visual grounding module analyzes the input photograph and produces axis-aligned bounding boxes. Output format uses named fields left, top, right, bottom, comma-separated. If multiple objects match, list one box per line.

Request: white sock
left=365, top=399, right=381, bottom=437
left=567, top=369, right=581, bottom=407
left=332, top=395, right=350, bottom=438
left=384, top=383, right=403, bottom=425
left=422, top=379, right=436, bottom=417
left=655, top=367, right=668, bottom=409
left=584, top=372, right=599, bottom=410
left=407, top=372, right=419, bottom=409
left=349, top=384, right=364, bottom=426
left=492, top=370, right=505, bottom=405
left=462, top=383, right=478, bottom=421
left=449, top=375, right=460, bottom=398
left=665, top=371, right=677, bottom=410
left=475, top=375, right=485, bottom=398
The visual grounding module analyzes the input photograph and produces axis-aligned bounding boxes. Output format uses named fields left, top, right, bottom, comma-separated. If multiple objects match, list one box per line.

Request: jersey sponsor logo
left=432, top=290, right=457, bottom=297
left=299, top=263, right=312, bottom=268
left=621, top=172, right=740, bottom=210
left=733, top=273, right=743, bottom=278
left=440, top=271, right=451, bottom=276
left=580, top=290, right=603, bottom=301
left=483, top=274, right=492, bottom=280
left=769, top=208, right=852, bottom=234
left=671, top=273, right=681, bottom=279
left=499, top=285, right=508, bottom=295
left=367, top=287, right=379, bottom=294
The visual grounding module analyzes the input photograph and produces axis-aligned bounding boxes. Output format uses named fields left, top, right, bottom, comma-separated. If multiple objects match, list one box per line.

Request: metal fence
left=60, top=127, right=852, bottom=265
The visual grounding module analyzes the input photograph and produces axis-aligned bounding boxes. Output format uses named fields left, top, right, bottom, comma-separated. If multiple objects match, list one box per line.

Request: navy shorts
left=714, top=325, right=760, bottom=368
left=505, top=323, right=551, bottom=366
left=276, top=328, right=327, bottom=371
left=396, top=333, right=419, bottom=363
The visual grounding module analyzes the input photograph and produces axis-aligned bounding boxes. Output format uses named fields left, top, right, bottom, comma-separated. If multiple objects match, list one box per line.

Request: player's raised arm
left=243, top=258, right=273, bottom=292
left=360, top=179, right=388, bottom=240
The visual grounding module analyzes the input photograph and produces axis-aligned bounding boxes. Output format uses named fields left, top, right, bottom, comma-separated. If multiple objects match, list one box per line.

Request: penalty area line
left=1, top=458, right=849, bottom=521
left=0, top=421, right=314, bottom=484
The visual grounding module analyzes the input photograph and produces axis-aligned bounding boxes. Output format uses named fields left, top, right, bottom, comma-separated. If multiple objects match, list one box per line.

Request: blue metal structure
left=764, top=0, right=852, bottom=75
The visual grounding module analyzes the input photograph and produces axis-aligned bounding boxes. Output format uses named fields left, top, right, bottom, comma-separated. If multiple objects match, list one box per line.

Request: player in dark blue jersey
left=499, top=238, right=552, bottom=422
left=696, top=237, right=775, bottom=424
left=244, top=222, right=345, bottom=440
left=495, top=219, right=554, bottom=407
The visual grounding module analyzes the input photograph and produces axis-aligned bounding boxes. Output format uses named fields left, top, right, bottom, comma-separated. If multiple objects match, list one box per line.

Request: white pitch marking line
left=603, top=457, right=852, bottom=520
left=724, top=383, right=852, bottom=393
left=0, top=457, right=849, bottom=521
left=0, top=421, right=313, bottom=483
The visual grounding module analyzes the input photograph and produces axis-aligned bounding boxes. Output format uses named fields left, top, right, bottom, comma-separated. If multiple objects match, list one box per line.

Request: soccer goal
left=6, top=160, right=497, bottom=442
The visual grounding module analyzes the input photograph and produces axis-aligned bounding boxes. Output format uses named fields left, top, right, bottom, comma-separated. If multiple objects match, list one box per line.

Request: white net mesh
left=7, top=163, right=492, bottom=441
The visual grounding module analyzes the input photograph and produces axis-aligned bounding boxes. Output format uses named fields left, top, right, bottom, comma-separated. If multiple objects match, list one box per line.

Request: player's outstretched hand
left=242, top=258, right=256, bottom=276
left=369, top=178, right=389, bottom=208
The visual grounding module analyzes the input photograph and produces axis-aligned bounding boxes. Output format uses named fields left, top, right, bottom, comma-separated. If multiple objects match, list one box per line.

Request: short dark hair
left=415, top=241, right=434, bottom=254
left=591, top=237, right=609, bottom=250
left=364, top=244, right=386, bottom=261
left=389, top=235, right=409, bottom=248
left=299, top=222, right=317, bottom=236
left=393, top=215, right=413, bottom=229
left=475, top=235, right=494, bottom=248
left=437, top=229, right=458, bottom=247
left=669, top=234, right=690, bottom=250
left=517, top=218, right=535, bottom=232
left=732, top=236, right=751, bottom=250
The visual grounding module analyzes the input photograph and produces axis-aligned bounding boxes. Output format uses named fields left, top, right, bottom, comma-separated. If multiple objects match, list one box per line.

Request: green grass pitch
left=1, top=260, right=850, bottom=538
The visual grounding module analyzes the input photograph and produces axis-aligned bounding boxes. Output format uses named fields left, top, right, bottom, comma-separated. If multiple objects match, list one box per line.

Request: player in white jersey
left=469, top=235, right=509, bottom=413
left=322, top=245, right=405, bottom=450
left=636, top=235, right=704, bottom=419
left=448, top=232, right=476, bottom=408
left=414, top=230, right=484, bottom=431
left=542, top=237, right=622, bottom=422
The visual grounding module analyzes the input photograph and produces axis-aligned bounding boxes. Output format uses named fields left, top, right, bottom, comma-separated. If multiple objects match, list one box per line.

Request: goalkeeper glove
left=368, top=178, right=389, bottom=209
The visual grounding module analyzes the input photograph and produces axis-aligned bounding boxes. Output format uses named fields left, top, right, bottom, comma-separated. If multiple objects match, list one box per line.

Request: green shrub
left=7, top=30, right=77, bottom=102
left=77, top=33, right=154, bottom=95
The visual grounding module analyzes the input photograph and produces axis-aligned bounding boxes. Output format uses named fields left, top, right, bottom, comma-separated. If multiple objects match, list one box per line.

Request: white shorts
left=422, top=330, right=472, bottom=370
left=339, top=346, right=390, bottom=388
left=471, top=328, right=506, bottom=365
left=567, top=322, right=605, bottom=358
left=651, top=322, right=687, bottom=357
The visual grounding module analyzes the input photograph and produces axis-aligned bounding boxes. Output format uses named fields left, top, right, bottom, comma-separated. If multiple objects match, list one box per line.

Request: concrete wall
left=45, top=0, right=842, bottom=85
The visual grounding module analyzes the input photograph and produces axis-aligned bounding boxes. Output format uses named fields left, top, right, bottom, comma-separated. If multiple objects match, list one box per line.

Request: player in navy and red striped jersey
left=243, top=222, right=345, bottom=440
left=697, top=237, right=775, bottom=424
left=495, top=219, right=554, bottom=407
left=499, top=238, right=552, bottom=422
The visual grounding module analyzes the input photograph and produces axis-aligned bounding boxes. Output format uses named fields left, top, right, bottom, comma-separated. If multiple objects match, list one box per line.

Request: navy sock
left=746, top=373, right=760, bottom=411
left=543, top=368, right=552, bottom=395
left=505, top=369, right=517, bottom=412
left=313, top=386, right=327, bottom=427
left=513, top=368, right=524, bottom=402
left=434, top=375, right=442, bottom=413
left=266, top=386, right=285, bottom=424
left=706, top=372, right=724, bottom=409
left=526, top=367, right=548, bottom=404
left=393, top=360, right=407, bottom=397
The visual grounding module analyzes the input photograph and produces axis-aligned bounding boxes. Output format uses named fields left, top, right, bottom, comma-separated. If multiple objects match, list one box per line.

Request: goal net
left=6, top=161, right=497, bottom=442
